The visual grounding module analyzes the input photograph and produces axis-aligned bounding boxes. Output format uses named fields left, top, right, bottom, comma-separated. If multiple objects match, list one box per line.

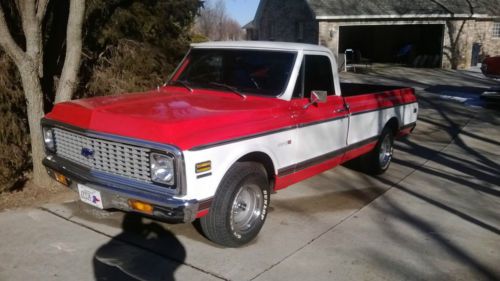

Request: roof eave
left=315, top=13, right=496, bottom=20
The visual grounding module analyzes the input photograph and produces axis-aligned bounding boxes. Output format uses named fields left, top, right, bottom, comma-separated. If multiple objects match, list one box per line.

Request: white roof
left=191, top=41, right=331, bottom=53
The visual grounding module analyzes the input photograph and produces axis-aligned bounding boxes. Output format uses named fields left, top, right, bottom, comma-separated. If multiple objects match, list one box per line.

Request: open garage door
left=339, top=24, right=444, bottom=68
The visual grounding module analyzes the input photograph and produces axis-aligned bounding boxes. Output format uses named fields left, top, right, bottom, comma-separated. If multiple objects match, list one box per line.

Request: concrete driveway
left=1, top=66, right=499, bottom=281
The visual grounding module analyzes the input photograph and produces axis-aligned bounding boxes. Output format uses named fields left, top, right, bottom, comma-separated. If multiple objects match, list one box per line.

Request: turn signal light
left=128, top=200, right=154, bottom=215
left=196, top=161, right=212, bottom=173
left=54, top=172, right=69, bottom=186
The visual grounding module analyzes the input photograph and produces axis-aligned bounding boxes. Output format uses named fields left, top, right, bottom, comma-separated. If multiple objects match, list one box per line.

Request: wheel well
left=386, top=118, right=399, bottom=136
left=238, top=152, right=276, bottom=186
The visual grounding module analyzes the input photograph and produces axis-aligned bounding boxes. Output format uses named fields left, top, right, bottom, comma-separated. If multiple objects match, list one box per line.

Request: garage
left=339, top=24, right=445, bottom=67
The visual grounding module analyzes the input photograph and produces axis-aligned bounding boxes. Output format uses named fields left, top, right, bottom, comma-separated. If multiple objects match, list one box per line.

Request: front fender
left=182, top=139, right=286, bottom=201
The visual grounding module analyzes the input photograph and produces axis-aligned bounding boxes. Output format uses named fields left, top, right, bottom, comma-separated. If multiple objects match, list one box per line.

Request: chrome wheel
left=200, top=162, right=270, bottom=247
left=379, top=134, right=393, bottom=170
left=231, top=184, right=263, bottom=234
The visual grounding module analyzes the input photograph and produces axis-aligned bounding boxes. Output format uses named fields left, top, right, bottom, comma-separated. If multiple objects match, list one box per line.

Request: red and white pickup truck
left=41, top=41, right=418, bottom=247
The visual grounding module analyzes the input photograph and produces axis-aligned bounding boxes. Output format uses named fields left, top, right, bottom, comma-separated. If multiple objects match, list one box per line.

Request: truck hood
left=45, top=87, right=291, bottom=150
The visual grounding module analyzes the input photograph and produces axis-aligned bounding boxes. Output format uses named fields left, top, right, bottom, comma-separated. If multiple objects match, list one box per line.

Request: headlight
left=150, top=153, right=175, bottom=185
left=43, top=127, right=55, bottom=152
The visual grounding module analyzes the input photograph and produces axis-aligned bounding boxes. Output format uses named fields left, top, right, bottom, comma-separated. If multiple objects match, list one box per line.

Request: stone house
left=245, top=0, right=500, bottom=69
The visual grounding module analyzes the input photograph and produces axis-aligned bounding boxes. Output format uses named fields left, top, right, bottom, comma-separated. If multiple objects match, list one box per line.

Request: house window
left=493, top=22, right=500, bottom=38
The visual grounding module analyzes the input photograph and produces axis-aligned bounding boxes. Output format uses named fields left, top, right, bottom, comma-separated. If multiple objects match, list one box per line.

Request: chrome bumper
left=43, top=155, right=200, bottom=223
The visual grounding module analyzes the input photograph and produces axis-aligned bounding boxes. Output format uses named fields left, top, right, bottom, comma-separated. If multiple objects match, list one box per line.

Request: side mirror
left=311, top=90, right=327, bottom=103
left=304, top=90, right=327, bottom=109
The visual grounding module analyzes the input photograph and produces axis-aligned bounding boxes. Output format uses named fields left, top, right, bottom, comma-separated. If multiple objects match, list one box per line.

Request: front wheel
left=200, top=162, right=270, bottom=247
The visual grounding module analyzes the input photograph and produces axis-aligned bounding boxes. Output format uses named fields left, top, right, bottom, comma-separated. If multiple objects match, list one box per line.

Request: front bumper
left=43, top=155, right=200, bottom=222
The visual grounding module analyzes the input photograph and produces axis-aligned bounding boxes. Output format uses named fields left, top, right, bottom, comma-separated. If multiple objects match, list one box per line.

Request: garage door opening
left=339, top=24, right=444, bottom=68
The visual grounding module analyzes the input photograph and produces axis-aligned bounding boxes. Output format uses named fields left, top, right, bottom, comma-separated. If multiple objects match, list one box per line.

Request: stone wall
left=472, top=21, right=500, bottom=59
left=257, top=0, right=318, bottom=44
left=442, top=20, right=474, bottom=69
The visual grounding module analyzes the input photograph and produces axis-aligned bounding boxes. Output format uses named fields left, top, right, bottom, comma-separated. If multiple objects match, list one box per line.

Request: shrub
left=83, top=40, right=175, bottom=97
left=0, top=53, right=31, bottom=193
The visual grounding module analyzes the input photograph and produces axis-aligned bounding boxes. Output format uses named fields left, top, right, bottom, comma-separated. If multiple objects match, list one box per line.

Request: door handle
left=334, top=103, right=350, bottom=113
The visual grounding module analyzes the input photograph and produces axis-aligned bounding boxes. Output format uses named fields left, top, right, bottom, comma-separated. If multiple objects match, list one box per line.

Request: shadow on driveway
left=93, top=213, right=186, bottom=281
left=339, top=67, right=500, bottom=279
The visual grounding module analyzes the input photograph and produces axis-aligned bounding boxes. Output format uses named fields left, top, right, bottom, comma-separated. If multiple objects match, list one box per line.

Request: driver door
left=290, top=54, right=349, bottom=173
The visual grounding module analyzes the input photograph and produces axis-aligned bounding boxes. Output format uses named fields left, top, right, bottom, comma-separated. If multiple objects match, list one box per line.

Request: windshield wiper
left=168, top=80, right=193, bottom=92
left=209, top=82, right=247, bottom=99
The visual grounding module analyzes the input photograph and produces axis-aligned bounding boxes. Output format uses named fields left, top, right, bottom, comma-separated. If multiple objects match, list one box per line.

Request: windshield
left=174, top=49, right=296, bottom=97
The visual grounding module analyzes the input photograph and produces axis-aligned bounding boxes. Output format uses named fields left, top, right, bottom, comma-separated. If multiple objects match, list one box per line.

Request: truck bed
left=340, top=83, right=405, bottom=97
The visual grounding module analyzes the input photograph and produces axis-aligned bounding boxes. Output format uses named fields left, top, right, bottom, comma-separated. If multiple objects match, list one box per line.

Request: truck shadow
left=93, top=213, right=186, bottom=281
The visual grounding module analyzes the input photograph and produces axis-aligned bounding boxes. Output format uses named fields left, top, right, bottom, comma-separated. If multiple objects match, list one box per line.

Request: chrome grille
left=53, top=128, right=151, bottom=183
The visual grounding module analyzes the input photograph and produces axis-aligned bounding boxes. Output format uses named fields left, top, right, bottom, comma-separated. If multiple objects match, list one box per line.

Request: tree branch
left=55, top=0, right=85, bottom=102
left=19, top=0, right=37, bottom=54
left=19, top=0, right=45, bottom=78
left=0, top=4, right=27, bottom=65
left=429, top=0, right=454, bottom=14
left=464, top=0, right=474, bottom=15
left=36, top=0, right=49, bottom=22
left=36, top=0, right=50, bottom=77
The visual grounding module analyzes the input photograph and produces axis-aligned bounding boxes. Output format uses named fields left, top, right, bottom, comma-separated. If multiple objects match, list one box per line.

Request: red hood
left=45, top=87, right=292, bottom=150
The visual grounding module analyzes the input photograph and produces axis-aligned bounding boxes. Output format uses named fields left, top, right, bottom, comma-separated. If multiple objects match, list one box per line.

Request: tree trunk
left=0, top=1, right=85, bottom=189
left=19, top=62, right=54, bottom=188
left=55, top=0, right=85, bottom=103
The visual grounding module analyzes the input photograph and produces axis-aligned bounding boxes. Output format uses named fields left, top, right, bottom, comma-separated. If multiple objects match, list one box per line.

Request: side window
left=304, top=55, right=334, bottom=98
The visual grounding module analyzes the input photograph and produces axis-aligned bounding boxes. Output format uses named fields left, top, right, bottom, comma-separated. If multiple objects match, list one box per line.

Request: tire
left=200, top=162, right=270, bottom=247
left=360, top=127, right=395, bottom=175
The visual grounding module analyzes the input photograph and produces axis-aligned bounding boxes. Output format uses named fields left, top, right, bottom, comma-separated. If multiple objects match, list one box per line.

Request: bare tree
left=415, top=0, right=477, bottom=69
left=195, top=0, right=242, bottom=41
left=224, top=18, right=243, bottom=41
left=0, top=0, right=85, bottom=188
left=196, top=3, right=217, bottom=39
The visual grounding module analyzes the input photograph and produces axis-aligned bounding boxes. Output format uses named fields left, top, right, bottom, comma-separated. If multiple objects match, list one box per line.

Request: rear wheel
left=360, top=127, right=395, bottom=175
left=378, top=132, right=394, bottom=171
left=356, top=127, right=394, bottom=175
left=200, top=162, right=270, bottom=247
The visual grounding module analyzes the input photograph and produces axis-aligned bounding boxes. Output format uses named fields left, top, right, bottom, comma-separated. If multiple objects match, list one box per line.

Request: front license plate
left=78, top=184, right=104, bottom=209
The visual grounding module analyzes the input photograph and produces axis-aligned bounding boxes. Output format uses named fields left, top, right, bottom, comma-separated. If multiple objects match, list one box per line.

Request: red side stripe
left=274, top=140, right=377, bottom=191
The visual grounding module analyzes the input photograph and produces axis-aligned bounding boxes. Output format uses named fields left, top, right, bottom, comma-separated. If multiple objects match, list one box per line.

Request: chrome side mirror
left=304, top=90, right=327, bottom=109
